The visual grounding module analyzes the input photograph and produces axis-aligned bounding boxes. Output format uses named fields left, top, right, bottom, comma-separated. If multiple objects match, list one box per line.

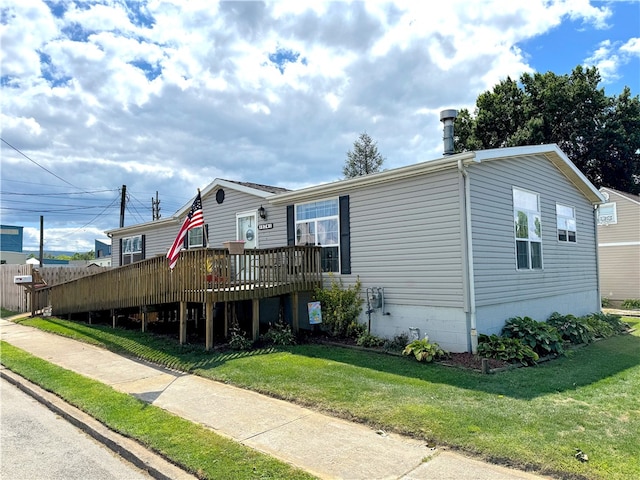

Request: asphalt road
left=0, top=377, right=151, bottom=480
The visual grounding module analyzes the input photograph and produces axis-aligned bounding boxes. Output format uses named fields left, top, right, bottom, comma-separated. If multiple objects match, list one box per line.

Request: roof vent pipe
left=440, top=109, right=458, bottom=156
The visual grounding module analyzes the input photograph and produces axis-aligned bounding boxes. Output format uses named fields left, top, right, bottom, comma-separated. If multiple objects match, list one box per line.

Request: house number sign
left=258, top=223, right=273, bottom=230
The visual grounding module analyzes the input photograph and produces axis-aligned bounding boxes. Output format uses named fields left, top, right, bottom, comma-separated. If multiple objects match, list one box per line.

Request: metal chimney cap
left=440, top=109, right=458, bottom=122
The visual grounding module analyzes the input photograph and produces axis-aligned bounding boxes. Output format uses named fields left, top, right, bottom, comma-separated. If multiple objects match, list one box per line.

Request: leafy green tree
left=343, top=132, right=385, bottom=178
left=455, top=66, right=640, bottom=194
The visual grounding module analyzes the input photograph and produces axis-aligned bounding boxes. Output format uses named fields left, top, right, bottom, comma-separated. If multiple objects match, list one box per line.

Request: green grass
left=0, top=307, right=20, bottom=318
left=9, top=316, right=640, bottom=480
left=0, top=342, right=315, bottom=480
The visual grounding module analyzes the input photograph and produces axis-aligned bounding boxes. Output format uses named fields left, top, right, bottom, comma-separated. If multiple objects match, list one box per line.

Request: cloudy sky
left=1, top=0, right=638, bottom=253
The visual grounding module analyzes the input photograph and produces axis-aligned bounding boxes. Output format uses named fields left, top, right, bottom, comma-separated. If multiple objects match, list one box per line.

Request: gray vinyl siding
left=346, top=167, right=465, bottom=308
left=469, top=154, right=599, bottom=307
left=255, top=205, right=288, bottom=249
left=110, top=188, right=289, bottom=266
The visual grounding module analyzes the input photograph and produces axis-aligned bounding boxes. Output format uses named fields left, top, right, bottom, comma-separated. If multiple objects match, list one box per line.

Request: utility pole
left=39, top=215, right=44, bottom=267
left=151, top=191, right=161, bottom=220
left=120, top=185, right=126, bottom=228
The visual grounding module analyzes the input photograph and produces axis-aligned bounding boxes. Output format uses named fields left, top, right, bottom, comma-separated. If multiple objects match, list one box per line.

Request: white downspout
left=459, top=159, right=478, bottom=353
left=593, top=205, right=602, bottom=311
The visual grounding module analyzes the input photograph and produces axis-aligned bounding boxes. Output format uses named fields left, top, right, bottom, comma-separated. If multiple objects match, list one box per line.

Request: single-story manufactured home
left=106, top=142, right=604, bottom=353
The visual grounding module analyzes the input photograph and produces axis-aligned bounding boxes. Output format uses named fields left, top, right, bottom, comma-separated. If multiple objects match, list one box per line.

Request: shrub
left=356, top=331, right=384, bottom=348
left=546, top=312, right=594, bottom=345
left=228, top=321, right=253, bottom=351
left=260, top=320, right=296, bottom=346
left=585, top=312, right=629, bottom=337
left=501, top=316, right=564, bottom=357
left=621, top=299, right=640, bottom=310
left=383, top=332, right=410, bottom=353
left=601, top=297, right=611, bottom=308
left=582, top=315, right=615, bottom=338
left=346, top=321, right=367, bottom=339
left=477, top=334, right=539, bottom=365
left=402, top=337, right=446, bottom=363
left=314, top=275, right=363, bottom=338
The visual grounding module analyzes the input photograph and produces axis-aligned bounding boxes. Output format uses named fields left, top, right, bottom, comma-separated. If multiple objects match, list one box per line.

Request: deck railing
left=47, top=246, right=322, bottom=316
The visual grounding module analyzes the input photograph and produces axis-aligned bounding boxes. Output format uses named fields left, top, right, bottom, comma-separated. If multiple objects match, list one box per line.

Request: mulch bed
left=438, top=352, right=511, bottom=372
left=313, top=336, right=514, bottom=373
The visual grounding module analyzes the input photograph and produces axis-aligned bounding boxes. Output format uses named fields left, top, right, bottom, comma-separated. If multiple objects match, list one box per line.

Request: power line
left=55, top=194, right=121, bottom=239
left=0, top=189, right=118, bottom=196
left=0, top=205, right=113, bottom=213
left=1, top=137, right=85, bottom=191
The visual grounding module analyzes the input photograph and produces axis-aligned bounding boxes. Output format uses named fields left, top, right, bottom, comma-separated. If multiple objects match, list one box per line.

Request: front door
left=236, top=211, right=257, bottom=248
left=236, top=211, right=257, bottom=280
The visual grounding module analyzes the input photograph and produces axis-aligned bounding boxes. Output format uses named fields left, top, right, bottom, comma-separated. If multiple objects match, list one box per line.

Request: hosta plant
left=501, top=316, right=564, bottom=357
left=546, top=312, right=594, bottom=345
left=402, top=337, right=446, bottom=363
left=477, top=334, right=539, bottom=366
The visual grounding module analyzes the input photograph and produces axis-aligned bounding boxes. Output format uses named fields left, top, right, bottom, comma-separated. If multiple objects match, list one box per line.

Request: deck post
left=179, top=301, right=187, bottom=345
left=205, top=300, right=214, bottom=351
left=141, top=307, right=148, bottom=333
left=224, top=303, right=229, bottom=339
left=112, top=309, right=116, bottom=328
left=291, top=292, right=299, bottom=333
left=252, top=298, right=260, bottom=340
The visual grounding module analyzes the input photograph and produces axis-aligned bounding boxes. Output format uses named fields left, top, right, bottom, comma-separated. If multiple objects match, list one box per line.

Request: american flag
left=167, top=191, right=205, bottom=270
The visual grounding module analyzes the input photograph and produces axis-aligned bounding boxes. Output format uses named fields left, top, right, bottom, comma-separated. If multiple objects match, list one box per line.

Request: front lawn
left=9, top=316, right=640, bottom=480
left=0, top=342, right=316, bottom=480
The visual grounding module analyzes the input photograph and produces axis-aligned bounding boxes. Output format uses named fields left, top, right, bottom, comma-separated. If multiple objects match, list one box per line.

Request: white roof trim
left=270, top=152, right=475, bottom=205
left=600, top=187, right=640, bottom=206
left=471, top=144, right=604, bottom=205
left=107, top=178, right=276, bottom=236
left=270, top=144, right=604, bottom=205
left=105, top=217, right=173, bottom=236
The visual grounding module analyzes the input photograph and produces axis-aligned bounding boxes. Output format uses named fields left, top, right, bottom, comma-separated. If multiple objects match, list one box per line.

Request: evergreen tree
left=343, top=132, right=385, bottom=178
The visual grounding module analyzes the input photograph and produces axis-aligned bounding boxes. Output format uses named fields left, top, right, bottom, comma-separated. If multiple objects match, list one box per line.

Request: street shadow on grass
left=16, top=317, right=276, bottom=372
left=283, top=328, right=640, bottom=401
left=17, top=316, right=640, bottom=401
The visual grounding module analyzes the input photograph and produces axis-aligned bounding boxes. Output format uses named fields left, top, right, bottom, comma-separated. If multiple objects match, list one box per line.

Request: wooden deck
left=37, top=246, right=322, bottom=349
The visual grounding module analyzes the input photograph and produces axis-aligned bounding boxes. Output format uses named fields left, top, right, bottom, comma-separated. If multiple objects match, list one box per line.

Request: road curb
left=0, top=366, right=196, bottom=480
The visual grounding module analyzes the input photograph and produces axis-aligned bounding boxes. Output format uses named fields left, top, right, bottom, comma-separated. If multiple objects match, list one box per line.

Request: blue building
left=95, top=239, right=112, bottom=259
left=0, top=225, right=24, bottom=252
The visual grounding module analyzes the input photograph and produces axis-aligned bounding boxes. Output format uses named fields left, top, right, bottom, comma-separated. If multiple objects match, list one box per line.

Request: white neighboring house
left=597, top=187, right=640, bottom=306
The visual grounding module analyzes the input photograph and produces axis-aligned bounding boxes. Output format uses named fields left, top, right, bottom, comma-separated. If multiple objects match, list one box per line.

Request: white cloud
left=584, top=36, right=639, bottom=85
left=0, top=0, right=634, bottom=252
left=620, top=37, right=640, bottom=56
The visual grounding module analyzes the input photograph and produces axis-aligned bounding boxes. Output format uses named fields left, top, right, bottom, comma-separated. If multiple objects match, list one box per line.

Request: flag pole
left=199, top=188, right=209, bottom=247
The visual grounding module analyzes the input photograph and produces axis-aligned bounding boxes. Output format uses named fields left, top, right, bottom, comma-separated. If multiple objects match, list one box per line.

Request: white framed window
left=597, top=202, right=617, bottom=225
left=122, top=234, right=143, bottom=265
left=187, top=226, right=205, bottom=248
left=513, top=188, right=542, bottom=270
left=556, top=204, right=576, bottom=243
left=296, top=199, right=340, bottom=272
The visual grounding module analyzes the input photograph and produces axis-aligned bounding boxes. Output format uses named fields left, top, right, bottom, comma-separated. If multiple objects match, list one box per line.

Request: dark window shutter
left=141, top=235, right=146, bottom=259
left=339, top=195, right=351, bottom=274
left=286, top=205, right=295, bottom=246
left=183, top=231, right=189, bottom=249
left=119, top=238, right=123, bottom=266
left=204, top=224, right=209, bottom=247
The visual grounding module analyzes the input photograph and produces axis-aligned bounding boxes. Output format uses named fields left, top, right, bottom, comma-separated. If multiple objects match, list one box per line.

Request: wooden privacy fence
left=0, top=264, right=106, bottom=313
left=47, top=246, right=322, bottom=316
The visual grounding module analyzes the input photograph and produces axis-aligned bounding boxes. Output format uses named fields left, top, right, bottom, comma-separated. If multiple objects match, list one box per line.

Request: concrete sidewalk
left=0, top=318, right=549, bottom=480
